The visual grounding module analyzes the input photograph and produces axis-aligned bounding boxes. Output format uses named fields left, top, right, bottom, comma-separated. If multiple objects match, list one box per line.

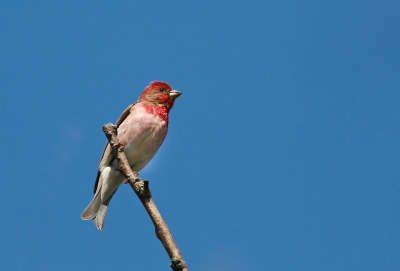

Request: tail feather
left=81, top=187, right=117, bottom=230
left=92, top=192, right=115, bottom=230
left=81, top=191, right=102, bottom=220
left=94, top=203, right=108, bottom=230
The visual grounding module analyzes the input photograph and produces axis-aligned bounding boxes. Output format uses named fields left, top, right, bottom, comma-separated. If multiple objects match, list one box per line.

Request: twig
left=102, top=123, right=189, bottom=271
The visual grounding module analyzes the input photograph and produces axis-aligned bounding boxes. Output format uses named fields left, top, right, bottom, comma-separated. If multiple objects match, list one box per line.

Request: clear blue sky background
left=1, top=1, right=399, bottom=270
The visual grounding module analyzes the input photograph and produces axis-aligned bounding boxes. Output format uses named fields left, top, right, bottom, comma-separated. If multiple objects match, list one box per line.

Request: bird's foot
left=114, top=142, right=124, bottom=151
left=124, top=171, right=139, bottom=184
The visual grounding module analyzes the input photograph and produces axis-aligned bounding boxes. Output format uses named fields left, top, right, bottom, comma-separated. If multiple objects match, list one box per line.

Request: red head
left=138, top=81, right=181, bottom=110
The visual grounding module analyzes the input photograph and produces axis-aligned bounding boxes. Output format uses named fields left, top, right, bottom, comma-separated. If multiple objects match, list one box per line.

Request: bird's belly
left=124, top=132, right=166, bottom=171
left=118, top=112, right=168, bottom=172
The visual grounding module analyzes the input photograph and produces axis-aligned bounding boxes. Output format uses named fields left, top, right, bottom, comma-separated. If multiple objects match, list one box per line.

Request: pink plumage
left=81, top=81, right=181, bottom=230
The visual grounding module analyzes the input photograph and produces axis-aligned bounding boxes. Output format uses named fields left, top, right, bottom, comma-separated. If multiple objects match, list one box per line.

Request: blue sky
left=1, top=1, right=399, bottom=270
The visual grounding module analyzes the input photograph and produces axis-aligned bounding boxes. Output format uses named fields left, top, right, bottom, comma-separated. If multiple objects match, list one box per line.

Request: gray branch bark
left=103, top=123, right=188, bottom=271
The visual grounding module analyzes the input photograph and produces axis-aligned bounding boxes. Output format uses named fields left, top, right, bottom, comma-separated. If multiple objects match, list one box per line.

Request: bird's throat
left=142, top=103, right=169, bottom=123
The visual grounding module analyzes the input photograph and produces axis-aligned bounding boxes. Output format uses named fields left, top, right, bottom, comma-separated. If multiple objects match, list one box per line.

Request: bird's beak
left=169, top=89, right=182, bottom=100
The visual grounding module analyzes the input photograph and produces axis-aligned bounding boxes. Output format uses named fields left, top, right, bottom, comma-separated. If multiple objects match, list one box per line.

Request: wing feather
left=92, top=102, right=137, bottom=193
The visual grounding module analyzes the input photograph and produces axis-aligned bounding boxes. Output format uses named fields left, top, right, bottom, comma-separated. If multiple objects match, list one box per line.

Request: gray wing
left=92, top=101, right=138, bottom=193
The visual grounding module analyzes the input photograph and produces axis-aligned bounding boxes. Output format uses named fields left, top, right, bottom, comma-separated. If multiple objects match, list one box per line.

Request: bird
left=81, top=81, right=181, bottom=230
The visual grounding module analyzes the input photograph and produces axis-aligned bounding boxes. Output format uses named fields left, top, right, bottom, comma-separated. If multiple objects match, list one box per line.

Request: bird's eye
left=159, top=88, right=166, bottom=92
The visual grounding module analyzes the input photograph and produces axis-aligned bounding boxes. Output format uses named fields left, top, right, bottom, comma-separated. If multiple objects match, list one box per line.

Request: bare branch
left=103, top=123, right=188, bottom=271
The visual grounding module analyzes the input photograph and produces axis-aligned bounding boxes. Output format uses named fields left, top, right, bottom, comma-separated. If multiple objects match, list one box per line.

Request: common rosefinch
left=81, top=81, right=181, bottom=230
